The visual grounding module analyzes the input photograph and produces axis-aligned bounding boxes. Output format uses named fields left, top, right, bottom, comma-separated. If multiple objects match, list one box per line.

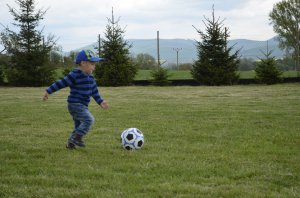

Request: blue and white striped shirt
left=46, top=69, right=103, bottom=106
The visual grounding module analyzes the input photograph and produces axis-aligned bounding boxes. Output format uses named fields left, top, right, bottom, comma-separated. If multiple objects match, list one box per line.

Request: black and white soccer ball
left=120, top=128, right=144, bottom=150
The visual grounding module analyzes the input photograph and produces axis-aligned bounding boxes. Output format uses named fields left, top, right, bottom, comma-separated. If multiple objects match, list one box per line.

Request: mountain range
left=78, top=37, right=285, bottom=64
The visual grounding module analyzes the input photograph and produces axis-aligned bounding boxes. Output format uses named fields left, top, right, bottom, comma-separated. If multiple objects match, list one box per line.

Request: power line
left=173, top=48, right=182, bottom=70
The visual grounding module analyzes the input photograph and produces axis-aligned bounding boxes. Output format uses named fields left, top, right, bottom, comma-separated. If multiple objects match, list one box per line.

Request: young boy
left=43, top=49, right=109, bottom=149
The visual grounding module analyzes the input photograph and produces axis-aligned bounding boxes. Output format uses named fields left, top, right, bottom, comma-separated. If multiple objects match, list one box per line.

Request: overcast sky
left=0, top=0, right=281, bottom=51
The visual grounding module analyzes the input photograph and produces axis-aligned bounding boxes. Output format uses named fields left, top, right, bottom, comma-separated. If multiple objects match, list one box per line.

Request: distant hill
left=227, top=37, right=284, bottom=60
left=76, top=37, right=285, bottom=64
left=127, top=39, right=196, bottom=64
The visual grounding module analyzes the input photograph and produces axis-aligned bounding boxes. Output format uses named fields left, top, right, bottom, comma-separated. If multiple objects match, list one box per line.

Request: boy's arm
left=46, top=73, right=75, bottom=94
left=43, top=71, right=76, bottom=101
left=91, top=85, right=108, bottom=109
left=43, top=92, right=49, bottom=101
left=100, top=100, right=109, bottom=109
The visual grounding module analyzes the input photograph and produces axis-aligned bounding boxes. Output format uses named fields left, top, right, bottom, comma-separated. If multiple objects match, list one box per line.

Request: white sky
left=0, top=0, right=281, bottom=51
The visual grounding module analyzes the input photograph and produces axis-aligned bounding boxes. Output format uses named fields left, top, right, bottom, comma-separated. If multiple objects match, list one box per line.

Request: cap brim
left=90, top=57, right=105, bottom=62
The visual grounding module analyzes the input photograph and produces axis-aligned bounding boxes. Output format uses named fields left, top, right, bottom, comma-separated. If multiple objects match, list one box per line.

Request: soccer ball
left=120, top=128, right=144, bottom=150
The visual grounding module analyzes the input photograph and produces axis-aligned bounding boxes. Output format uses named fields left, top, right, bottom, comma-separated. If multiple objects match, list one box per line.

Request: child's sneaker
left=66, top=142, right=76, bottom=149
left=69, top=134, right=86, bottom=147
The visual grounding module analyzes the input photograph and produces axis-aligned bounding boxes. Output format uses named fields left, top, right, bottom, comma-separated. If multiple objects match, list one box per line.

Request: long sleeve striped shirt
left=46, top=69, right=103, bottom=106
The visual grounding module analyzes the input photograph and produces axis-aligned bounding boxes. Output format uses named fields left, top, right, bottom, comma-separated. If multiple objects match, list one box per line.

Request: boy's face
left=80, top=61, right=96, bottom=74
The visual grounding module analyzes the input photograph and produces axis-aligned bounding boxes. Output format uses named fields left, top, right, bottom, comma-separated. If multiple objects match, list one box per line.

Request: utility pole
left=173, top=48, right=182, bottom=70
left=292, top=0, right=299, bottom=77
left=157, top=31, right=160, bottom=68
left=98, top=34, right=101, bottom=57
left=59, top=46, right=64, bottom=63
left=224, top=27, right=228, bottom=51
left=267, top=40, right=270, bottom=57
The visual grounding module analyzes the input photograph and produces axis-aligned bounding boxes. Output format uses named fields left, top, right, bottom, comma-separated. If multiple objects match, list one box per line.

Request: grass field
left=0, top=84, right=299, bottom=197
left=54, top=68, right=299, bottom=81
left=134, top=70, right=299, bottom=80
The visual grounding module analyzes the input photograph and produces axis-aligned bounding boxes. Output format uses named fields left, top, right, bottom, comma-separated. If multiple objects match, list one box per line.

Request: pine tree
left=2, top=0, right=56, bottom=86
left=95, top=9, right=137, bottom=86
left=150, top=67, right=170, bottom=86
left=255, top=50, right=283, bottom=85
left=191, top=7, right=239, bottom=85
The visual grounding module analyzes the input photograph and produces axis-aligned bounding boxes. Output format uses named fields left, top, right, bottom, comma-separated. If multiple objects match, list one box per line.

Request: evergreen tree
left=1, top=0, right=56, bottom=86
left=150, top=67, right=170, bottom=86
left=191, top=7, right=239, bottom=85
left=255, top=50, right=283, bottom=85
left=95, top=9, right=137, bottom=86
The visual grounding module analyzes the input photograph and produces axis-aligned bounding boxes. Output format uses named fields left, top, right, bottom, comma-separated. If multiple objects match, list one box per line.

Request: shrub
left=255, top=58, right=283, bottom=85
left=151, top=67, right=170, bottom=86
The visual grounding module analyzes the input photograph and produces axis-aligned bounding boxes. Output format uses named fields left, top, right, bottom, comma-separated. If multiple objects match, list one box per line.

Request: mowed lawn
left=134, top=70, right=299, bottom=80
left=0, top=84, right=299, bottom=197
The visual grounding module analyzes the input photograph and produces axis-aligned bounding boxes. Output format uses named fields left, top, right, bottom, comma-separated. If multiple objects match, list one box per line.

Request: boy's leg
left=66, top=119, right=80, bottom=143
left=67, top=103, right=95, bottom=147
left=66, top=111, right=81, bottom=149
left=66, top=131, right=76, bottom=149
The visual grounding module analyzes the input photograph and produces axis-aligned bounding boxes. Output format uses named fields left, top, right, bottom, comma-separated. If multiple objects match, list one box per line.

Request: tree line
left=0, top=0, right=299, bottom=86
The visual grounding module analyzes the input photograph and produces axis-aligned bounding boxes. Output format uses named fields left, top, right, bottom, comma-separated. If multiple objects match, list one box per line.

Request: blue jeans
left=68, top=103, right=94, bottom=136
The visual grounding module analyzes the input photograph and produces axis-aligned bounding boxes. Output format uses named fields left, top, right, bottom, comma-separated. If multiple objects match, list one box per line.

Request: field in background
left=134, top=70, right=299, bottom=80
left=54, top=68, right=298, bottom=81
left=0, top=85, right=299, bottom=197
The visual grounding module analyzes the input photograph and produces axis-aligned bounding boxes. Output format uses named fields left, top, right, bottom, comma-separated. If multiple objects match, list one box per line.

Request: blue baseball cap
left=75, top=50, right=104, bottom=64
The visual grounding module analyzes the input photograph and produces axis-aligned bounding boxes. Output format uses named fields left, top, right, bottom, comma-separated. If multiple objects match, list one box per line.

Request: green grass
left=0, top=84, right=300, bottom=197
left=135, top=70, right=194, bottom=80
left=238, top=70, right=299, bottom=79
left=54, top=68, right=298, bottom=81
left=135, top=70, right=299, bottom=80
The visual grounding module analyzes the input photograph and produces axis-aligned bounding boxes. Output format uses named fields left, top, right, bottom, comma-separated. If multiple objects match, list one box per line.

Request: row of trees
left=132, top=54, right=296, bottom=72
left=0, top=0, right=299, bottom=86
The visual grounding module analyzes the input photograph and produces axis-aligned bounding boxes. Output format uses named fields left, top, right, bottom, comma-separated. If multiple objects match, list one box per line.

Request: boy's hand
left=100, top=101, right=109, bottom=109
left=43, top=92, right=49, bottom=101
